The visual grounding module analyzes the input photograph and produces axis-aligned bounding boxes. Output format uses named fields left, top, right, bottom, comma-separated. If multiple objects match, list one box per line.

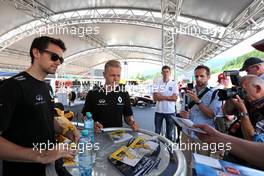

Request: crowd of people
left=152, top=40, right=264, bottom=174
left=0, top=36, right=264, bottom=176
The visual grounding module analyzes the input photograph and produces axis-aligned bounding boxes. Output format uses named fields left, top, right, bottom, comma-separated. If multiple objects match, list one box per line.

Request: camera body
left=187, top=83, right=194, bottom=90
left=181, top=82, right=194, bottom=92
left=218, top=87, right=245, bottom=101
left=223, top=70, right=240, bottom=86
left=217, top=70, right=246, bottom=100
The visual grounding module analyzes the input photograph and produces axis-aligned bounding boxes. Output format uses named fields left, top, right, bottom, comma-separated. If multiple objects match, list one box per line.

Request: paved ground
left=132, top=105, right=157, bottom=132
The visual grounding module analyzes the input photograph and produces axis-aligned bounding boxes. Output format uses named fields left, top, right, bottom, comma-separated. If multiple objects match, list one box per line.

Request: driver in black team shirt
left=82, top=60, right=139, bottom=131
left=0, top=36, right=79, bottom=176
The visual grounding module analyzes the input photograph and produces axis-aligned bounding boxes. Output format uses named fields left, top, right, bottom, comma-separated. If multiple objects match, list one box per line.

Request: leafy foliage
left=132, top=72, right=160, bottom=81
left=212, top=50, right=264, bottom=72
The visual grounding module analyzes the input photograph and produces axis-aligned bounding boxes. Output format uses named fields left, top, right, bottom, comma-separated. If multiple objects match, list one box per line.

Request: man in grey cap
left=239, top=57, right=264, bottom=79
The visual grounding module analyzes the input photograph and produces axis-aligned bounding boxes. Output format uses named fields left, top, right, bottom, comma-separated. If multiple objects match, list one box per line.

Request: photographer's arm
left=196, top=103, right=215, bottom=118
left=230, top=96, right=255, bottom=140
left=240, top=115, right=255, bottom=140
left=226, top=136, right=264, bottom=169
left=186, top=90, right=214, bottom=118
left=194, top=124, right=264, bottom=169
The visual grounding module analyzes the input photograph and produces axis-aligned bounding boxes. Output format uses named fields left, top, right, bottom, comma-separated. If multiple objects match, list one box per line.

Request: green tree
left=212, top=50, right=264, bottom=73
left=131, top=72, right=160, bottom=81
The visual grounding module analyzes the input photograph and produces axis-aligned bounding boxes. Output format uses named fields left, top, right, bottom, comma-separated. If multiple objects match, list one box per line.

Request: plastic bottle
left=84, top=112, right=94, bottom=143
left=78, top=130, right=92, bottom=176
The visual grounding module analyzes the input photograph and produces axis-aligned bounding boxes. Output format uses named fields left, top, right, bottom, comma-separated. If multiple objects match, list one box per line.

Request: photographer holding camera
left=220, top=74, right=264, bottom=169
left=225, top=75, right=264, bottom=141
left=179, top=65, right=222, bottom=175
left=180, top=65, right=222, bottom=135
left=193, top=39, right=264, bottom=171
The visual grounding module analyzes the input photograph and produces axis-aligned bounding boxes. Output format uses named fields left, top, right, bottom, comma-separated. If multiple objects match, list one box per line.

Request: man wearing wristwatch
left=180, top=65, right=222, bottom=137
left=179, top=65, right=222, bottom=176
left=228, top=75, right=264, bottom=142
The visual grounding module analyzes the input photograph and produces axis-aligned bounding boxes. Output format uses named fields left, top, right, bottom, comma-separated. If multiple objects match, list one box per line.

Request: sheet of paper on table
left=193, top=153, right=222, bottom=170
left=172, top=116, right=206, bottom=134
left=108, top=130, right=134, bottom=143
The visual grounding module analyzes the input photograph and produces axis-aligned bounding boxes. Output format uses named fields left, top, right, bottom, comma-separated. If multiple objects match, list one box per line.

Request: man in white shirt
left=153, top=65, right=178, bottom=141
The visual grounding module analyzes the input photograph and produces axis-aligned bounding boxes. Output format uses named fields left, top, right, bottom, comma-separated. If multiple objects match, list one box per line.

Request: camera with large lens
left=218, top=87, right=245, bottom=101
left=217, top=70, right=246, bottom=100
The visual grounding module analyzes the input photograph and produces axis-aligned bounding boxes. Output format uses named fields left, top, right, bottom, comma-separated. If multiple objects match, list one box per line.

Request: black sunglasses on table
left=41, top=49, right=64, bottom=64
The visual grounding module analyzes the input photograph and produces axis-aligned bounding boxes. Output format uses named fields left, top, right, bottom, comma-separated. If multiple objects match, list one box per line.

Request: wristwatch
left=195, top=99, right=202, bottom=105
left=237, top=112, right=249, bottom=118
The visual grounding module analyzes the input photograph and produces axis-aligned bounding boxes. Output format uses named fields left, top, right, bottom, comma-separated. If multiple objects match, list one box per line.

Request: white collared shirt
left=153, top=79, right=178, bottom=113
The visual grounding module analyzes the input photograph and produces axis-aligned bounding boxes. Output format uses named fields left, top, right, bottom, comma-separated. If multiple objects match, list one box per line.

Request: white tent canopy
left=0, top=0, right=264, bottom=76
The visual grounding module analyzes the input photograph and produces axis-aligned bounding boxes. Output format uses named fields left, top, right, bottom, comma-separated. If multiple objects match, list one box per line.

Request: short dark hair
left=162, top=65, right=171, bottom=71
left=30, top=36, right=66, bottom=64
left=194, top=65, right=210, bottom=75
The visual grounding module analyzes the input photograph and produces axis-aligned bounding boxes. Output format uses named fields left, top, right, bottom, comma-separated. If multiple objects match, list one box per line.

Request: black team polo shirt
left=0, top=72, right=55, bottom=176
left=82, top=86, right=133, bottom=128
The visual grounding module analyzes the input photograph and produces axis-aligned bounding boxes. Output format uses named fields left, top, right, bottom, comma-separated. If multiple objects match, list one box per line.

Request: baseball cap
left=239, top=57, right=264, bottom=71
left=252, top=39, right=264, bottom=52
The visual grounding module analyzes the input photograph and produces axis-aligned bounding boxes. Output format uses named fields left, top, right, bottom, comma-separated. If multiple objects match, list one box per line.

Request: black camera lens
left=217, top=87, right=246, bottom=101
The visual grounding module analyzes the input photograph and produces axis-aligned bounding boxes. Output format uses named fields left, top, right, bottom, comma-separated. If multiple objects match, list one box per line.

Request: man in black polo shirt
left=82, top=60, right=139, bottom=131
left=0, top=36, right=78, bottom=176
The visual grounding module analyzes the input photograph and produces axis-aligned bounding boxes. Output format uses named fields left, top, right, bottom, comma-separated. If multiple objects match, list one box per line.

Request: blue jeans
left=154, top=112, right=175, bottom=140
